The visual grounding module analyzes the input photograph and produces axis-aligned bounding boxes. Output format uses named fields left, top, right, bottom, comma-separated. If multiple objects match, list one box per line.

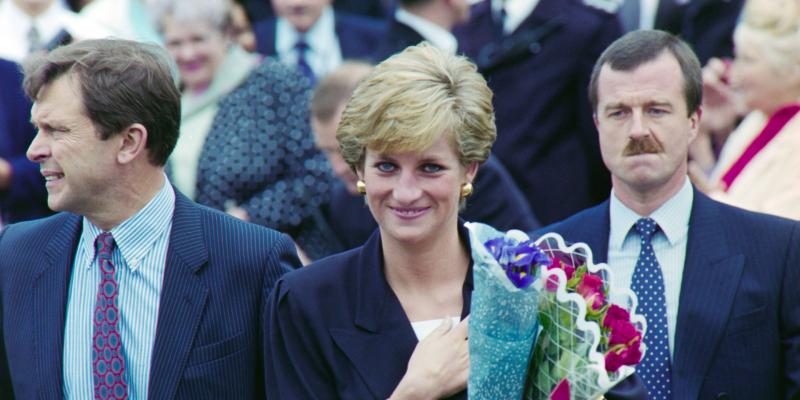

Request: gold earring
left=356, top=180, right=367, bottom=195
left=460, top=182, right=473, bottom=198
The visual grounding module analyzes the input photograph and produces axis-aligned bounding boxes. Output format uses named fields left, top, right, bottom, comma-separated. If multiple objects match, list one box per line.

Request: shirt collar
left=492, top=0, right=540, bottom=34
left=394, top=8, right=458, bottom=54
left=81, top=178, right=176, bottom=272
left=609, top=177, right=693, bottom=249
left=276, top=5, right=336, bottom=55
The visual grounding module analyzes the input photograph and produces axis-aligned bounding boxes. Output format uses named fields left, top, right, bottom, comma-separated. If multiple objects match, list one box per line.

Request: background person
left=155, top=0, right=335, bottom=258
left=689, top=0, right=800, bottom=220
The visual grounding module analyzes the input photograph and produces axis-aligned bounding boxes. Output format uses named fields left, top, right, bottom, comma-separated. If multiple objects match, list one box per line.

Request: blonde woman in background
left=691, top=0, right=800, bottom=220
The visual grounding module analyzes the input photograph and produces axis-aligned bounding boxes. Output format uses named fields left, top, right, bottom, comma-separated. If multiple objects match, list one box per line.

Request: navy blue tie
left=631, top=218, right=672, bottom=399
left=294, top=39, right=315, bottom=84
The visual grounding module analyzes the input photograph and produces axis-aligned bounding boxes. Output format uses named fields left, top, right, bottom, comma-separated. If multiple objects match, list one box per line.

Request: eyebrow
left=603, top=100, right=674, bottom=112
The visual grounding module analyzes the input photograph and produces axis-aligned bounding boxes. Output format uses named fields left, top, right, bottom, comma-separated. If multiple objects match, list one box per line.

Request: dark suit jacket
left=319, top=154, right=541, bottom=256
left=266, top=223, right=645, bottom=399
left=455, top=0, right=622, bottom=225
left=254, top=11, right=385, bottom=62
left=652, top=0, right=744, bottom=64
left=372, top=18, right=425, bottom=61
left=539, top=189, right=800, bottom=399
left=0, top=192, right=300, bottom=399
left=0, top=58, right=50, bottom=223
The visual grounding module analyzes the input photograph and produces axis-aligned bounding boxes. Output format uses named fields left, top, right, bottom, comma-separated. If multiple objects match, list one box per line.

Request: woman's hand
left=390, top=317, right=470, bottom=400
left=700, top=57, right=746, bottom=136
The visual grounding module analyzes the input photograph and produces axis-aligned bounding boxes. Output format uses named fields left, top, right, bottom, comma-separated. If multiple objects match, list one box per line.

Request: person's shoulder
left=711, top=197, right=799, bottom=237
left=1, top=212, right=78, bottom=244
left=536, top=201, right=608, bottom=236
left=187, top=199, right=289, bottom=244
left=281, top=247, right=362, bottom=291
left=333, top=10, right=385, bottom=32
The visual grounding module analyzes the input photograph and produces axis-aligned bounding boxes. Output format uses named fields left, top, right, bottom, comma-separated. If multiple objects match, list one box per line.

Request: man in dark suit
left=253, top=0, right=384, bottom=80
left=372, top=0, right=469, bottom=61
left=0, top=58, right=50, bottom=224
left=0, top=38, right=299, bottom=399
left=541, top=30, right=800, bottom=399
left=455, top=0, right=623, bottom=225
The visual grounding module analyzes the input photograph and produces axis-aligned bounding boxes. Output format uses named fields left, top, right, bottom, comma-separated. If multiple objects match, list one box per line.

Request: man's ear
left=117, top=123, right=148, bottom=164
left=688, top=106, right=702, bottom=143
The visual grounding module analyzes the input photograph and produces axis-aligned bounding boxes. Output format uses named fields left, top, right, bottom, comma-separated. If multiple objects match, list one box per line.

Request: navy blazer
left=539, top=189, right=800, bottom=399
left=0, top=192, right=300, bottom=399
left=266, top=223, right=646, bottom=399
left=455, top=0, right=622, bottom=225
left=254, top=11, right=385, bottom=62
left=0, top=58, right=50, bottom=223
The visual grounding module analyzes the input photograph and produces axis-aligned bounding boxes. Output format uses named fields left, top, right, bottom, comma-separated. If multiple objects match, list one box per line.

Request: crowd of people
left=0, top=0, right=798, bottom=399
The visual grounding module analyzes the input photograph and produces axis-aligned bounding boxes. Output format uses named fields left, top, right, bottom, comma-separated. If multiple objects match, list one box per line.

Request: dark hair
left=588, top=30, right=702, bottom=116
left=23, top=38, right=181, bottom=166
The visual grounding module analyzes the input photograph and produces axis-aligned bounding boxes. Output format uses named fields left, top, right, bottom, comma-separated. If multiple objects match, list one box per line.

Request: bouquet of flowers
left=466, top=223, right=646, bottom=400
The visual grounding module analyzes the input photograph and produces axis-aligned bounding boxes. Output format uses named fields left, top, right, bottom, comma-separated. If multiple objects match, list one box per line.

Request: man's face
left=271, top=0, right=331, bottom=33
left=312, top=103, right=359, bottom=194
left=594, top=51, right=699, bottom=197
left=27, top=74, right=122, bottom=217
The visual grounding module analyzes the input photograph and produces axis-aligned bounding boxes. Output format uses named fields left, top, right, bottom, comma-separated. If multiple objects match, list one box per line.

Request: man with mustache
left=539, top=30, right=800, bottom=399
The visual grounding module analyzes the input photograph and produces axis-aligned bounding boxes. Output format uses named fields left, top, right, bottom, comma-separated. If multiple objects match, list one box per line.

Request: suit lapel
left=33, top=214, right=82, bottom=399
left=328, top=231, right=418, bottom=399
left=147, top=194, right=209, bottom=400
left=671, top=192, right=744, bottom=399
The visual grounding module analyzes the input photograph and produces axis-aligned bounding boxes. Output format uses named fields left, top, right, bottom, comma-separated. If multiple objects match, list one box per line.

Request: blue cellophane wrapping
left=467, top=222, right=541, bottom=400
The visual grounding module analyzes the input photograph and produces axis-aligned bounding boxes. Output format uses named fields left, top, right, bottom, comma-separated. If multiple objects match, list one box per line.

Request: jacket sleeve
left=781, top=221, right=800, bottom=398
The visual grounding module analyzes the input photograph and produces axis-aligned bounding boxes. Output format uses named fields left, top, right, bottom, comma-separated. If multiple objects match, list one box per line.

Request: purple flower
left=483, top=237, right=550, bottom=289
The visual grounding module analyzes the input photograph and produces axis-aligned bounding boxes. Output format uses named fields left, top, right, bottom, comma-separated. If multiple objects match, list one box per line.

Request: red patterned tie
left=93, top=232, right=128, bottom=399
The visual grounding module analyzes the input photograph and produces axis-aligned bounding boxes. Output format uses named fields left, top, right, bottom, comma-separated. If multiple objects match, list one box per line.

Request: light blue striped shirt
left=608, top=178, right=693, bottom=357
left=63, top=180, right=175, bottom=399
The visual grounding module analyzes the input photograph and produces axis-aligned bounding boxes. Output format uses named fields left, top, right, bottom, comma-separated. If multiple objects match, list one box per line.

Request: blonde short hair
left=337, top=43, right=496, bottom=171
left=734, top=0, right=800, bottom=76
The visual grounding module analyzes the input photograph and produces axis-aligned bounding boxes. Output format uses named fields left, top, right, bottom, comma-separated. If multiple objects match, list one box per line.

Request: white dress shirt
left=607, top=177, right=693, bottom=356
left=276, top=6, right=342, bottom=79
left=394, top=8, right=458, bottom=55
left=492, top=0, right=540, bottom=34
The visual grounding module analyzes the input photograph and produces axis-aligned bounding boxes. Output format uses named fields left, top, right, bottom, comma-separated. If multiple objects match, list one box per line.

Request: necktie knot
left=635, top=217, right=658, bottom=241
left=95, top=232, right=116, bottom=261
left=295, top=39, right=309, bottom=52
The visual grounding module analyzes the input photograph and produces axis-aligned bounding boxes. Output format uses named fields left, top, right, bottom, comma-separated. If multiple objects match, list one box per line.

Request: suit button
left=717, top=393, right=729, bottom=400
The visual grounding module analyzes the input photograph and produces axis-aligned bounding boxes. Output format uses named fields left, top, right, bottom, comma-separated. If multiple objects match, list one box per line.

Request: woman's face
left=163, top=18, right=228, bottom=94
left=731, top=38, right=799, bottom=115
left=360, top=135, right=477, bottom=247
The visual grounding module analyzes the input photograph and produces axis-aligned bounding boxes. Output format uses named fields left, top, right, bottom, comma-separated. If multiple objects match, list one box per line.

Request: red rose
left=545, top=259, right=577, bottom=292
left=549, top=378, right=570, bottom=400
left=608, top=318, right=639, bottom=347
left=603, top=304, right=631, bottom=329
left=577, top=274, right=605, bottom=310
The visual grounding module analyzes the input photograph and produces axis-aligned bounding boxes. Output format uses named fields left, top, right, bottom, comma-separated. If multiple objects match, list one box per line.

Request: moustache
left=623, top=136, right=663, bottom=156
